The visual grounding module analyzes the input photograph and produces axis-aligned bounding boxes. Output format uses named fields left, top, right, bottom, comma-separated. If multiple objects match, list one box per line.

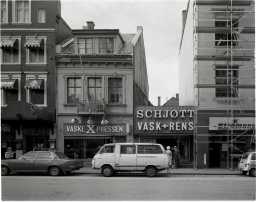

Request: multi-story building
left=1, top=0, right=72, bottom=158
left=55, top=22, right=149, bottom=159
left=179, top=0, right=255, bottom=168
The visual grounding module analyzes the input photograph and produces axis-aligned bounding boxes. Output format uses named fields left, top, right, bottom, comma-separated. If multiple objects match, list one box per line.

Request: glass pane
left=30, top=90, right=44, bottom=104
left=88, top=78, right=95, bottom=87
left=75, top=78, right=82, bottom=87
left=120, top=145, right=136, bottom=154
left=68, top=78, right=75, bottom=87
left=95, top=78, right=102, bottom=87
left=37, top=152, right=51, bottom=160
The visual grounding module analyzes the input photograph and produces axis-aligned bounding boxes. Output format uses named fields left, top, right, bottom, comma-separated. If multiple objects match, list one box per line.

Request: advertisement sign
left=209, top=117, right=255, bottom=130
left=135, top=106, right=194, bottom=134
left=63, top=123, right=126, bottom=136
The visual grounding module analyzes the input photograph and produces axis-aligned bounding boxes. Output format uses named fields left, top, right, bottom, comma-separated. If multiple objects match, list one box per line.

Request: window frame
left=108, top=77, right=123, bottom=104
left=0, top=0, right=8, bottom=24
left=25, top=36, right=47, bottom=65
left=77, top=38, right=94, bottom=55
left=120, top=145, right=136, bottom=155
left=87, top=77, right=103, bottom=102
left=98, top=37, right=114, bottom=54
left=37, top=8, right=46, bottom=23
left=12, top=0, right=31, bottom=24
left=0, top=36, right=21, bottom=64
left=99, top=145, right=115, bottom=154
left=66, top=77, right=82, bottom=104
left=137, top=145, right=163, bottom=154
left=25, top=73, right=47, bottom=107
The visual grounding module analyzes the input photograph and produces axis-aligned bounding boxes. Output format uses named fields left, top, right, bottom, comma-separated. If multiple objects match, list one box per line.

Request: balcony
left=77, top=99, right=105, bottom=115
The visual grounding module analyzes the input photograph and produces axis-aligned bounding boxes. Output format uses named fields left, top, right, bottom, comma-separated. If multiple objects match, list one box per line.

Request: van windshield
left=241, top=153, right=249, bottom=159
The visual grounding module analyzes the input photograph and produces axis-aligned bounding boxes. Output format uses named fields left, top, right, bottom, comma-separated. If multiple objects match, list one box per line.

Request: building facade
left=179, top=0, right=255, bottom=168
left=56, top=23, right=150, bottom=159
left=1, top=0, right=72, bottom=158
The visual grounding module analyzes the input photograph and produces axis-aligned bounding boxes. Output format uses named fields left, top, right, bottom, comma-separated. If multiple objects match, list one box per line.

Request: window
left=67, top=77, right=82, bottom=104
left=0, top=37, right=20, bottom=64
left=0, top=0, right=8, bottom=24
left=26, top=37, right=46, bottom=64
left=1, top=88, right=18, bottom=106
left=88, top=77, right=102, bottom=101
left=36, top=152, right=52, bottom=160
left=108, top=78, right=123, bottom=104
left=138, top=145, right=163, bottom=154
left=215, top=19, right=239, bottom=47
left=99, top=38, right=114, bottom=54
left=215, top=65, right=239, bottom=98
left=21, top=152, right=37, bottom=160
left=78, top=38, right=93, bottom=54
left=25, top=76, right=47, bottom=106
left=100, top=145, right=115, bottom=154
left=37, top=9, right=46, bottom=23
left=14, top=0, right=30, bottom=23
left=120, top=145, right=136, bottom=154
left=251, top=153, right=256, bottom=161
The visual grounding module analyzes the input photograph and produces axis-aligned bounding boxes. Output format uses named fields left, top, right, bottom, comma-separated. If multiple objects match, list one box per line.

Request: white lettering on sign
left=137, top=121, right=194, bottom=131
left=209, top=117, right=255, bottom=130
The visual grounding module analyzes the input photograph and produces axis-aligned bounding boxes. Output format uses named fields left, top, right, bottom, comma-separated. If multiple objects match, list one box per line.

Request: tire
left=242, top=171, right=247, bottom=175
left=48, top=166, right=61, bottom=176
left=101, top=165, right=113, bottom=177
left=145, top=166, right=157, bottom=177
left=249, top=168, right=256, bottom=177
left=1, top=166, right=9, bottom=176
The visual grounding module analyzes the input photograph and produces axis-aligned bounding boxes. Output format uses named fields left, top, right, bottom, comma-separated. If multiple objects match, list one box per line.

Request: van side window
left=251, top=153, right=256, bottom=160
left=138, top=145, right=163, bottom=154
left=100, top=145, right=115, bottom=154
left=120, top=145, right=136, bottom=154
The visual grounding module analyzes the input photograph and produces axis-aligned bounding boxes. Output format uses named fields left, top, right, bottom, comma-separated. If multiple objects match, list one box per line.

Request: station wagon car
left=1, top=151, right=84, bottom=176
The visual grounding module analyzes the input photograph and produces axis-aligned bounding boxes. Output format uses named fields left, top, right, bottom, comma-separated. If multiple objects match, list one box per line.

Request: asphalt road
left=2, top=174, right=255, bottom=201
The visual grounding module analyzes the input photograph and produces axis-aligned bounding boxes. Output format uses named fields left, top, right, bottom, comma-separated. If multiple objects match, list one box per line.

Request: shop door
left=209, top=143, right=221, bottom=168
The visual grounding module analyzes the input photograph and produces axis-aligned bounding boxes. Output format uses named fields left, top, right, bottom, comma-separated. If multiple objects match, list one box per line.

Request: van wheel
left=102, top=166, right=113, bottom=177
left=145, top=166, right=157, bottom=177
left=2, top=166, right=9, bottom=176
left=249, top=168, right=256, bottom=177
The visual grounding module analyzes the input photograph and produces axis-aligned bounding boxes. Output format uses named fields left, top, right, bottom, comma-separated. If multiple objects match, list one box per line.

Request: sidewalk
left=75, top=166, right=240, bottom=175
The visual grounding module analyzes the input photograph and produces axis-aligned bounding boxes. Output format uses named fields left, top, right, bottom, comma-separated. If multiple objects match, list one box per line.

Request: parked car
left=238, top=151, right=256, bottom=177
left=1, top=151, right=84, bottom=176
left=92, top=143, right=170, bottom=177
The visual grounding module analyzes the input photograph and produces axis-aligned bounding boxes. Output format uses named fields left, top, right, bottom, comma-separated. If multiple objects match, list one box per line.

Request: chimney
left=181, top=10, right=187, bottom=34
left=83, top=21, right=95, bottom=30
left=176, top=93, right=179, bottom=99
left=157, top=96, right=161, bottom=106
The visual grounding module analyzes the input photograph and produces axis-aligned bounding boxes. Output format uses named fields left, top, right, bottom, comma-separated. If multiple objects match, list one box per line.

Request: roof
left=102, top=143, right=163, bottom=146
left=120, top=33, right=135, bottom=54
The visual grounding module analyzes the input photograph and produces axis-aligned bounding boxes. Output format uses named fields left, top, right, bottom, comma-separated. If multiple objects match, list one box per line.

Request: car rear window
left=22, top=152, right=37, bottom=160
left=55, top=152, right=69, bottom=159
left=137, top=145, right=163, bottom=154
left=100, top=145, right=115, bottom=154
left=37, top=152, right=52, bottom=160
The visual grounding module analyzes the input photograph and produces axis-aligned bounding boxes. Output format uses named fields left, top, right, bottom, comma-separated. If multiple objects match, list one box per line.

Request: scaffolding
left=193, top=0, right=255, bottom=168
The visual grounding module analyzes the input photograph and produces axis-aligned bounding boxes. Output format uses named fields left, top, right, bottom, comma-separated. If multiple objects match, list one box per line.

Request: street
left=2, top=174, right=255, bottom=201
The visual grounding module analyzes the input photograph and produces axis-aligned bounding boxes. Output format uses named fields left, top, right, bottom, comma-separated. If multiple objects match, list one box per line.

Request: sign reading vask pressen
left=135, top=106, right=194, bottom=134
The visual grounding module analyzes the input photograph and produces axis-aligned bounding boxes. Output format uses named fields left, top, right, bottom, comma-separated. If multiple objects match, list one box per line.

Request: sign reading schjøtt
left=64, top=123, right=126, bottom=136
left=135, top=106, right=194, bottom=134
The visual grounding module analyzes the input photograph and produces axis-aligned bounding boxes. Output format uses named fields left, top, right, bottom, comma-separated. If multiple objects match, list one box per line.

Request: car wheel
left=249, top=168, right=256, bottom=177
left=145, top=166, right=157, bottom=177
left=48, top=166, right=61, bottom=176
left=1, top=166, right=9, bottom=176
left=242, top=171, right=247, bottom=175
left=101, top=166, right=113, bottom=177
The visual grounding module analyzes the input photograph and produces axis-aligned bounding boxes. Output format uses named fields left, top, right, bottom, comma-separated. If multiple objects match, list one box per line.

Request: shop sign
left=209, top=117, right=255, bottom=130
left=135, top=106, right=194, bottom=134
left=63, top=123, right=126, bottom=136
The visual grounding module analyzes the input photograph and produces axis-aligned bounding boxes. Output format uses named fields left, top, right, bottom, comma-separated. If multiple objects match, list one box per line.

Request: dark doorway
left=209, top=143, right=221, bottom=168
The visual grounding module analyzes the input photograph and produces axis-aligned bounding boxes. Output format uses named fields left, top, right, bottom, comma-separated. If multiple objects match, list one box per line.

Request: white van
left=92, top=143, right=170, bottom=177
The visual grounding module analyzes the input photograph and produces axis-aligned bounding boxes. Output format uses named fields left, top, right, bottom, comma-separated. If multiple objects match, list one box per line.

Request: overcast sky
left=61, top=0, right=187, bottom=106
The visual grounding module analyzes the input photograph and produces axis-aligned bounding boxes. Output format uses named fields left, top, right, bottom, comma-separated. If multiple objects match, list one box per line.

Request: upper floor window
left=67, top=77, right=82, bottom=104
left=215, top=65, right=239, bottom=98
left=88, top=77, right=102, bottom=101
left=99, top=38, right=114, bottom=54
left=108, top=78, right=123, bottom=104
left=13, top=0, right=30, bottom=23
left=25, top=75, right=47, bottom=106
left=215, top=19, right=239, bottom=47
left=25, top=36, right=46, bottom=64
left=1, top=79, right=19, bottom=106
left=0, top=0, right=8, bottom=24
left=37, top=9, right=46, bottom=23
left=78, top=38, right=93, bottom=54
left=0, top=37, right=20, bottom=64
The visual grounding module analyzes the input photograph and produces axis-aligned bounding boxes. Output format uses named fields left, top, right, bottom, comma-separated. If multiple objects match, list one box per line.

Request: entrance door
left=209, top=143, right=221, bottom=168
left=116, top=144, right=137, bottom=171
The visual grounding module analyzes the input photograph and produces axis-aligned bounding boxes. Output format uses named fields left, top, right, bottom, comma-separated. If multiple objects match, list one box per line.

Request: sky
left=61, top=0, right=187, bottom=106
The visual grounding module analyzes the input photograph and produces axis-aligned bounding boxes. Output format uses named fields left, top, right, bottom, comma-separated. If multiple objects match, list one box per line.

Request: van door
left=116, top=144, right=137, bottom=171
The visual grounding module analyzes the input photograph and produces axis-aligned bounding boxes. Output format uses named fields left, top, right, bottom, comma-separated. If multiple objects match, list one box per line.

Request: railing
left=77, top=99, right=105, bottom=114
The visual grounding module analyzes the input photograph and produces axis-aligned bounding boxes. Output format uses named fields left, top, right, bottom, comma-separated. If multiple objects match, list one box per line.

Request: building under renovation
left=179, top=0, right=255, bottom=168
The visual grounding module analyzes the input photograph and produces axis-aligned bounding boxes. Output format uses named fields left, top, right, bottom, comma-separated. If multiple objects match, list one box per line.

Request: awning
left=0, top=38, right=17, bottom=48
left=25, top=38, right=43, bottom=48
left=25, top=79, right=44, bottom=90
left=1, top=79, right=18, bottom=89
